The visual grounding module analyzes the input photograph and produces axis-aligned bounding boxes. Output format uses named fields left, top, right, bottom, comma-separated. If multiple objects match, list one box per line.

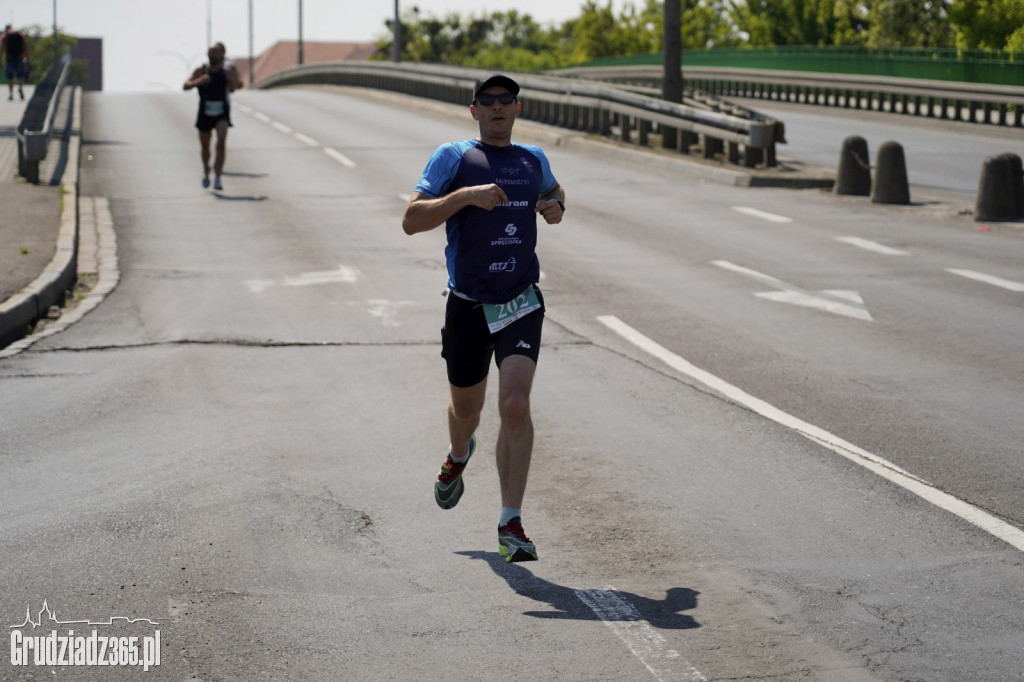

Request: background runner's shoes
left=202, top=175, right=210, bottom=188
left=213, top=177, right=223, bottom=191
left=434, top=434, right=476, bottom=509
left=498, top=517, right=537, bottom=562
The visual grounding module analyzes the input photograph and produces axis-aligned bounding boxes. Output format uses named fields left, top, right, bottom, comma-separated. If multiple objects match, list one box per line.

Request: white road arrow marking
left=245, top=266, right=361, bottom=293
left=712, top=260, right=873, bottom=321
left=947, top=268, right=1024, bottom=292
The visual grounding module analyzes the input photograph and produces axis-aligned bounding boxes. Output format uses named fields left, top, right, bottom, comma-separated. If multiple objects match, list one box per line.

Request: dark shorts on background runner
left=195, top=109, right=231, bottom=132
left=441, top=286, right=545, bottom=388
left=5, top=60, right=27, bottom=81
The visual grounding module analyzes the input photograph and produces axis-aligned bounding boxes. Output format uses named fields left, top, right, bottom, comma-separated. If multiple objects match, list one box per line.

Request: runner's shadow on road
left=211, top=191, right=268, bottom=202
left=221, top=171, right=269, bottom=179
left=455, top=550, right=700, bottom=630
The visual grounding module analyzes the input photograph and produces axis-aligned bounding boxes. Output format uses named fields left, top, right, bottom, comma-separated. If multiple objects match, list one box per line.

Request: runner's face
left=208, top=46, right=224, bottom=66
left=472, top=87, right=519, bottom=143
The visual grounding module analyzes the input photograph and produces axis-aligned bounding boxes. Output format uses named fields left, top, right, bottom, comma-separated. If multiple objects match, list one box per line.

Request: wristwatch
left=556, top=200, right=565, bottom=212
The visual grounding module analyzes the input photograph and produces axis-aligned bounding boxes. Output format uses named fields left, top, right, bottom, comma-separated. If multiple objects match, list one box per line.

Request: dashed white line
left=835, top=236, right=908, bottom=256
left=596, top=314, right=1024, bottom=554
left=323, top=147, right=357, bottom=168
left=731, top=206, right=793, bottom=223
left=252, top=111, right=271, bottom=123
left=271, top=121, right=293, bottom=134
left=293, top=132, right=319, bottom=146
left=947, top=269, right=1024, bottom=292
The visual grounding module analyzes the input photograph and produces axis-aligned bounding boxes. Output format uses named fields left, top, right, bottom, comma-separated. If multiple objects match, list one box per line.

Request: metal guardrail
left=555, top=65, right=1024, bottom=128
left=253, top=61, right=781, bottom=168
left=16, top=52, right=73, bottom=183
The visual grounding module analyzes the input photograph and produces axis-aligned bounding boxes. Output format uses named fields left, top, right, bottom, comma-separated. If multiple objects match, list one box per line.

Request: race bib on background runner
left=204, top=100, right=225, bottom=117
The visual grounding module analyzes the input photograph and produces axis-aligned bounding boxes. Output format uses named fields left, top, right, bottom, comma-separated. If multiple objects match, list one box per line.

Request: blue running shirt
left=414, top=139, right=557, bottom=304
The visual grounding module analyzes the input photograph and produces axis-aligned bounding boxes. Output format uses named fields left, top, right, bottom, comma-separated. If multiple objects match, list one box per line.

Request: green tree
left=949, top=0, right=1024, bottom=49
left=732, top=0, right=841, bottom=45
left=867, top=0, right=953, bottom=47
left=21, top=25, right=88, bottom=86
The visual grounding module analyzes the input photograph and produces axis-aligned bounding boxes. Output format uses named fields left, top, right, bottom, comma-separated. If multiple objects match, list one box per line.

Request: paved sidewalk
left=0, top=84, right=81, bottom=350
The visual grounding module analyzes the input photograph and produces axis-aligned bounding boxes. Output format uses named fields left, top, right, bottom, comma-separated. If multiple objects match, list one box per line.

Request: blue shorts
left=441, top=286, right=545, bottom=388
left=5, top=58, right=28, bottom=81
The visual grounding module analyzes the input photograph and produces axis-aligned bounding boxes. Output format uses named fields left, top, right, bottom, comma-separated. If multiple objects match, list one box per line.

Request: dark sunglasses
left=475, top=93, right=517, bottom=106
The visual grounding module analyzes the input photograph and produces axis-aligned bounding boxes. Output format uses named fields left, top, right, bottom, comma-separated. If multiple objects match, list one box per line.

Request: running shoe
left=213, top=176, right=223, bottom=191
left=202, top=174, right=210, bottom=188
left=498, top=517, right=537, bottom=562
left=434, top=435, right=475, bottom=509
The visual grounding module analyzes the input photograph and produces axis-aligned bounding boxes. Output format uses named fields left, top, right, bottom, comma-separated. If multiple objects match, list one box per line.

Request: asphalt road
left=0, top=85, right=1021, bottom=681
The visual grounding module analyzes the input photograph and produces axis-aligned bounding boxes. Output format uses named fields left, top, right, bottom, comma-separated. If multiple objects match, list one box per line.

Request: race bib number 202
left=482, top=287, right=541, bottom=334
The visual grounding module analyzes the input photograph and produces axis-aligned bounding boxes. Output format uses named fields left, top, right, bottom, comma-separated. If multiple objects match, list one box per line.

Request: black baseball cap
left=472, top=74, right=520, bottom=102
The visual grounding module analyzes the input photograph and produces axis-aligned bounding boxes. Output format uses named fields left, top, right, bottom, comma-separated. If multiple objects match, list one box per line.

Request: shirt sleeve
left=414, top=143, right=464, bottom=198
left=522, top=145, right=557, bottom=195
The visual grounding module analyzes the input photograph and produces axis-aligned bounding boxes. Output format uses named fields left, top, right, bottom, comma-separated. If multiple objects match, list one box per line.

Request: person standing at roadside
left=402, top=74, right=566, bottom=563
left=183, top=42, right=239, bottom=190
left=2, top=25, right=29, bottom=101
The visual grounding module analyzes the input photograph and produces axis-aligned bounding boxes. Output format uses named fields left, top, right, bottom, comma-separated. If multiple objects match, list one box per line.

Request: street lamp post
left=248, top=0, right=254, bottom=86
left=297, top=0, right=304, bottom=65
left=393, top=0, right=400, bottom=63
left=52, top=0, right=58, bottom=66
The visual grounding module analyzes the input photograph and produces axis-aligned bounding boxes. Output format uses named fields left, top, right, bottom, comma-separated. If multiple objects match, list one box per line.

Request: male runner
left=2, top=25, right=29, bottom=101
left=402, top=73, right=566, bottom=562
left=183, top=42, right=239, bottom=190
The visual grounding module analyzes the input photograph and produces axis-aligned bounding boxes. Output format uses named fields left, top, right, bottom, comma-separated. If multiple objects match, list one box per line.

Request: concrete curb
left=0, top=86, right=81, bottom=350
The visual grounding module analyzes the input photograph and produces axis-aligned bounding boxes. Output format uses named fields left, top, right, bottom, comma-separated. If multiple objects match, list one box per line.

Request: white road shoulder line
left=574, top=588, right=706, bottom=682
left=947, top=269, right=1024, bottom=292
left=324, top=147, right=356, bottom=168
left=596, top=314, right=1024, bottom=553
left=835, top=236, right=908, bottom=255
left=731, top=206, right=793, bottom=223
left=252, top=111, right=271, bottom=123
left=271, top=121, right=292, bottom=134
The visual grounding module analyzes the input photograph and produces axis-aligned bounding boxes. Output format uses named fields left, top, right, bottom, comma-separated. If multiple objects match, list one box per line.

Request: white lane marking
left=253, top=111, right=271, bottom=123
left=574, top=588, right=706, bottom=682
left=324, top=147, right=357, bottom=168
left=363, top=300, right=414, bottom=327
left=244, top=266, right=361, bottom=293
left=397, top=193, right=410, bottom=203
left=271, top=121, right=293, bottom=134
left=236, top=104, right=252, bottom=114
left=731, top=206, right=792, bottom=223
left=712, top=260, right=872, bottom=321
left=835, top=236, right=908, bottom=256
left=947, top=269, right=1024, bottom=292
left=596, top=315, right=1024, bottom=554
left=293, top=132, right=319, bottom=146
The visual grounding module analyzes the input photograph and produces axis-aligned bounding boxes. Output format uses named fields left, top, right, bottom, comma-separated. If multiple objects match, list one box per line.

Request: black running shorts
left=441, top=286, right=545, bottom=388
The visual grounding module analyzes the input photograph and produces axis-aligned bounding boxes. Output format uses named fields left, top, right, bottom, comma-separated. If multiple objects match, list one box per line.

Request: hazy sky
left=3, top=0, right=620, bottom=92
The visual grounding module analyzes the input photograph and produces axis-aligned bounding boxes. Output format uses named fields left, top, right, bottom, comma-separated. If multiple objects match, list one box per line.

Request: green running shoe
left=498, top=517, right=537, bottom=562
left=434, top=435, right=476, bottom=509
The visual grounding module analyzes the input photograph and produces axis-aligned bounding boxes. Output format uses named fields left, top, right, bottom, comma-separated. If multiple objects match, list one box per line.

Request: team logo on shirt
left=489, top=256, right=517, bottom=272
left=491, top=224, right=522, bottom=247
left=501, top=167, right=521, bottom=176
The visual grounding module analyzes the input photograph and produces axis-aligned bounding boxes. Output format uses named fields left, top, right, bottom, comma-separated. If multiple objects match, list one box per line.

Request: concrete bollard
left=872, top=141, right=910, bottom=205
left=974, top=153, right=1024, bottom=222
left=835, top=135, right=871, bottom=196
